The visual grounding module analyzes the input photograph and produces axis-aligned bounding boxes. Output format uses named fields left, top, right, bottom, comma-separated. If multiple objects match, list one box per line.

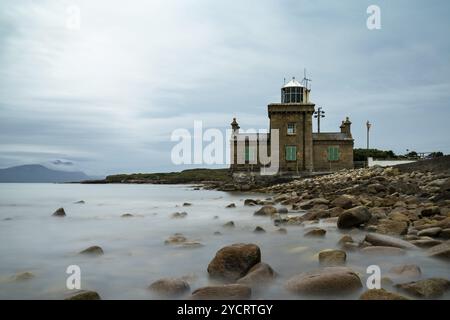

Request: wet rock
left=213, top=231, right=222, bottom=236
left=359, top=289, right=408, bottom=300
left=253, top=226, right=266, bottom=233
left=149, top=278, right=190, bottom=297
left=180, top=241, right=204, bottom=249
left=79, top=246, right=104, bottom=256
left=207, top=243, right=261, bottom=281
left=395, top=278, right=450, bottom=298
left=121, top=213, right=134, bottom=218
left=367, top=183, right=386, bottom=194
left=420, top=206, right=441, bottom=217
left=389, top=265, right=421, bottom=279
left=52, top=207, right=66, bottom=217
left=223, top=221, right=235, bottom=228
left=165, top=233, right=187, bottom=245
left=74, top=200, right=85, bottom=204
left=417, top=227, right=442, bottom=237
left=328, top=207, right=345, bottom=217
left=65, top=290, right=101, bottom=300
left=361, top=246, right=406, bottom=256
left=244, top=199, right=257, bottom=206
left=338, top=235, right=354, bottom=246
left=276, top=228, right=287, bottom=234
left=376, top=219, right=408, bottom=236
left=426, top=241, right=450, bottom=260
left=364, top=233, right=417, bottom=249
left=410, top=239, right=443, bottom=248
left=304, top=228, right=326, bottom=237
left=318, top=249, right=346, bottom=266
left=13, top=272, right=35, bottom=281
left=191, top=284, right=251, bottom=300
left=296, top=198, right=330, bottom=210
left=226, top=203, right=236, bottom=208
left=171, top=211, right=188, bottom=219
left=183, top=202, right=192, bottom=207
left=331, top=195, right=355, bottom=209
left=254, top=205, right=277, bottom=216
left=337, top=206, right=371, bottom=229
left=277, top=207, right=288, bottom=214
left=440, top=228, right=450, bottom=239
left=286, top=267, right=362, bottom=295
left=237, top=263, right=275, bottom=287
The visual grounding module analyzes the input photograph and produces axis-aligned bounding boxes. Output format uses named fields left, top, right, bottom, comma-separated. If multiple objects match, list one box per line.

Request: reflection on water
left=0, top=183, right=448, bottom=299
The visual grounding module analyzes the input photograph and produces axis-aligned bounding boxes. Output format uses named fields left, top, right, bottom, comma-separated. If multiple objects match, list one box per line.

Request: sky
left=0, top=0, right=449, bottom=176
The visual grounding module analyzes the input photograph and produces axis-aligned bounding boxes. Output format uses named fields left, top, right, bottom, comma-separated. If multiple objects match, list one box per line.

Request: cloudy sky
left=0, top=0, right=449, bottom=176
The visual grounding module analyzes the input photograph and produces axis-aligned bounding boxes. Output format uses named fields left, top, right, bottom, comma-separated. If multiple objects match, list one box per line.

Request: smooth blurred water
left=0, top=183, right=449, bottom=300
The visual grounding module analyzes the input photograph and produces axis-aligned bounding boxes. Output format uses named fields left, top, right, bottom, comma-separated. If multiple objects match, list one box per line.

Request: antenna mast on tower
left=302, top=68, right=312, bottom=90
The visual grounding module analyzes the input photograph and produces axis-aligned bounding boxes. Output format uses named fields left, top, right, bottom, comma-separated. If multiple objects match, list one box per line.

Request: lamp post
left=314, top=107, right=325, bottom=133
left=366, top=121, right=372, bottom=150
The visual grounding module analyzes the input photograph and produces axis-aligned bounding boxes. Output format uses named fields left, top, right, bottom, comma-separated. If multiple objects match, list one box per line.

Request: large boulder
left=149, top=278, right=190, bottom=297
left=236, top=263, right=275, bottom=287
left=359, top=289, right=408, bottom=300
left=254, top=205, right=277, bottom=216
left=337, top=206, right=371, bottom=229
left=395, top=278, right=450, bottom=298
left=285, top=267, right=362, bottom=295
left=364, top=233, right=416, bottom=249
left=426, top=241, right=450, bottom=260
left=52, top=208, right=66, bottom=217
left=207, top=243, right=261, bottom=281
left=191, top=284, right=251, bottom=300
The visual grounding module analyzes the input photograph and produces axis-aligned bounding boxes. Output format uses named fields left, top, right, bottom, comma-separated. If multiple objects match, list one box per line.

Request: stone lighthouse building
left=230, top=77, right=354, bottom=174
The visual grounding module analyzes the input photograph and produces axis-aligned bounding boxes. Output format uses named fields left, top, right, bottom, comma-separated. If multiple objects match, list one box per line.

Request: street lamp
left=314, top=107, right=325, bottom=133
left=366, top=121, right=372, bottom=150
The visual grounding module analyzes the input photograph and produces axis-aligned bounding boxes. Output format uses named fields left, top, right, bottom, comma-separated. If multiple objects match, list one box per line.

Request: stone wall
left=313, top=140, right=354, bottom=172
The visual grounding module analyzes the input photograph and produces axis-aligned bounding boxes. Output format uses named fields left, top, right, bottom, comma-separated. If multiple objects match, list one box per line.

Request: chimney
left=231, top=117, right=240, bottom=134
left=340, top=117, right=352, bottom=136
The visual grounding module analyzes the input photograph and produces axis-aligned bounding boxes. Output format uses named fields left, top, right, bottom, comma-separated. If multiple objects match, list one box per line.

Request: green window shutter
left=285, top=146, right=297, bottom=161
left=245, top=146, right=250, bottom=161
left=327, top=146, right=340, bottom=161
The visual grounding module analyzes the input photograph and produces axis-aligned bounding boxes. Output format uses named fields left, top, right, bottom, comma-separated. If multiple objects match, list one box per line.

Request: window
left=285, top=146, right=297, bottom=161
left=287, top=123, right=296, bottom=135
left=245, top=146, right=256, bottom=162
left=327, top=146, right=340, bottom=161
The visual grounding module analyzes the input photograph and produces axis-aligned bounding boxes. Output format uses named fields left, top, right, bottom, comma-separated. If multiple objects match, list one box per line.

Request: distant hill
left=0, top=164, right=91, bottom=183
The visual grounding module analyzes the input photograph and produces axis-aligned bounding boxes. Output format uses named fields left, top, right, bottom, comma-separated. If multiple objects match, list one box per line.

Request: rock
left=440, top=228, right=450, bottom=239
left=367, top=183, right=387, bottom=194
left=361, top=246, right=406, bottom=256
left=376, top=219, right=408, bottom=236
left=426, top=241, right=450, bottom=260
left=121, top=213, right=134, bottom=218
left=191, top=284, right=251, bottom=300
left=180, top=241, right=204, bottom=249
left=171, top=211, right=188, bottom=219
left=207, top=243, right=261, bottom=281
left=183, top=202, right=192, bottom=207
left=74, top=200, right=85, bottom=204
left=276, top=228, right=287, bottom=234
left=296, top=198, right=330, bottom=210
left=253, top=226, right=266, bottom=233
left=420, top=206, right=441, bottom=217
left=389, top=265, right=421, bottom=278
left=318, top=249, right=346, bottom=266
left=286, top=267, right=362, bottom=295
left=65, top=290, right=101, bottom=300
left=359, top=289, right=408, bottom=300
left=328, top=207, right=345, bottom=217
left=338, top=235, right=354, bottom=246
left=213, top=231, right=222, bottom=236
left=331, top=195, right=355, bottom=209
left=13, top=272, right=35, bottom=281
left=237, top=263, right=275, bottom=287
left=389, top=211, right=410, bottom=223
left=223, top=221, right=235, bottom=228
left=410, top=239, right=443, bottom=248
left=304, top=228, right=326, bottom=237
left=254, top=205, right=277, bottom=216
left=79, top=246, right=104, bottom=256
left=52, top=207, right=66, bottom=217
left=226, top=203, right=236, bottom=208
left=337, top=206, right=371, bottom=229
left=149, top=278, right=190, bottom=297
left=277, top=207, right=288, bottom=214
left=417, top=227, right=442, bottom=237
left=165, top=233, right=187, bottom=245
left=395, top=278, right=450, bottom=298
left=244, top=199, right=257, bottom=206
left=364, top=233, right=416, bottom=249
